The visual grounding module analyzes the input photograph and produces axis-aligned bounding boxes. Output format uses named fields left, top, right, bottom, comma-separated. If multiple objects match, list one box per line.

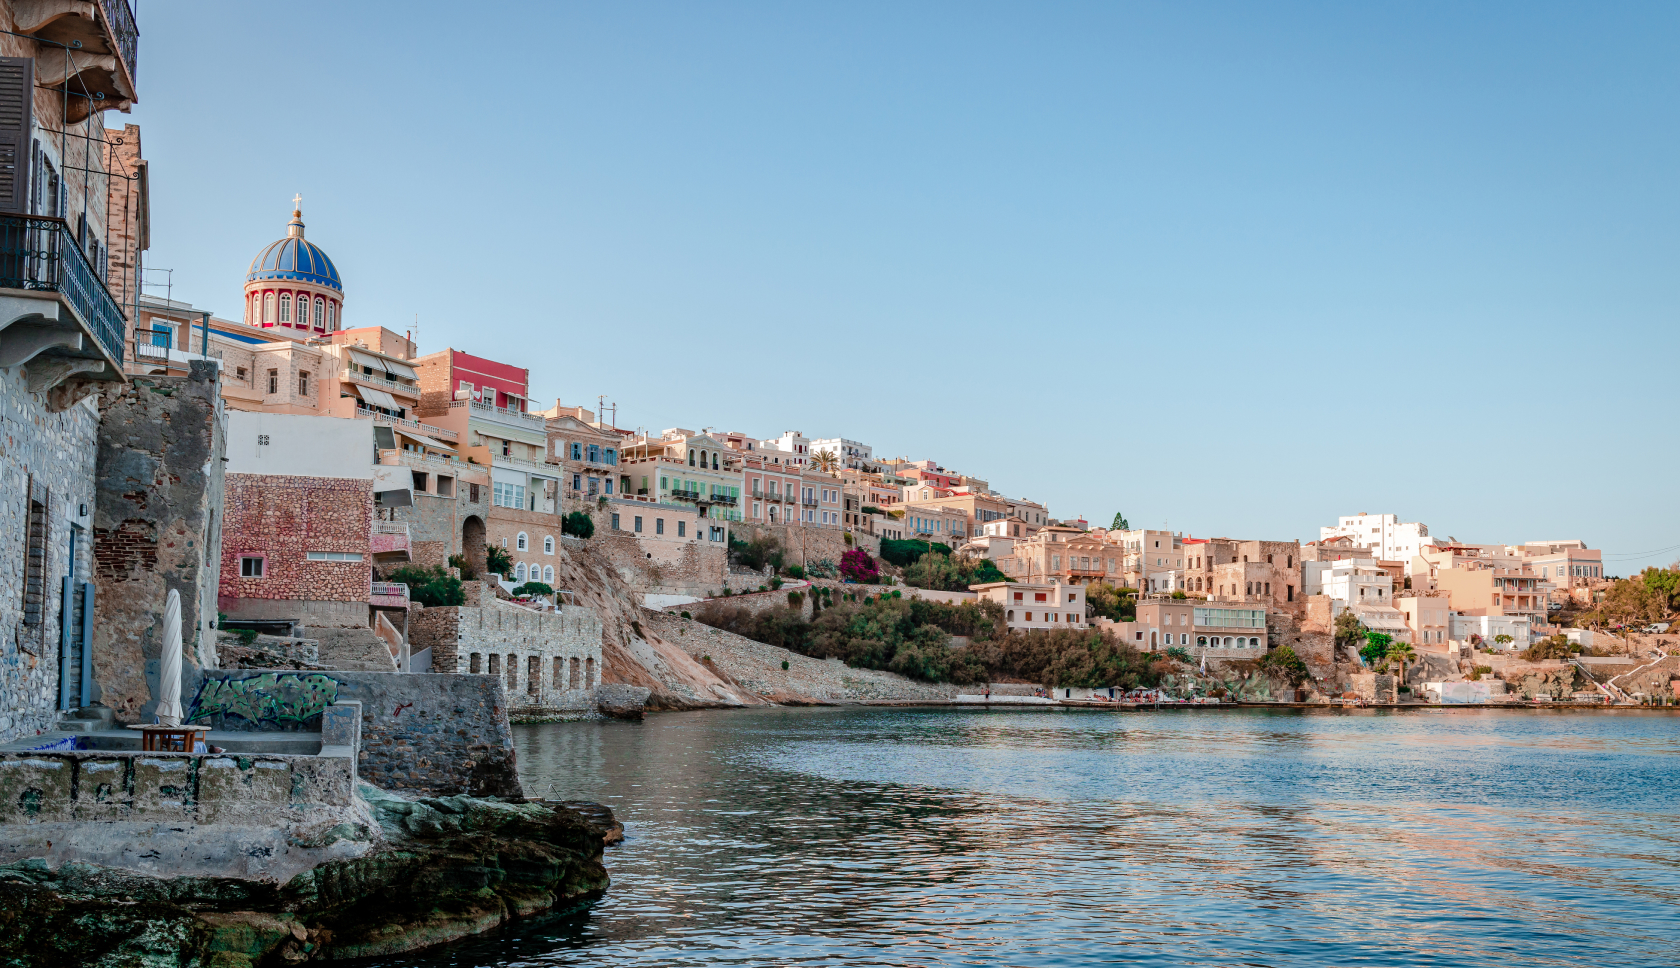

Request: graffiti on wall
left=187, top=673, right=341, bottom=725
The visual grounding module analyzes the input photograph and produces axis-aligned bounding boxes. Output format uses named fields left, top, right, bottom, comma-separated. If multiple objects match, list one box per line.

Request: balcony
left=370, top=521, right=412, bottom=563
left=802, top=499, right=820, bottom=508
left=369, top=582, right=410, bottom=609
left=670, top=488, right=702, bottom=502
left=707, top=494, right=739, bottom=507
left=0, top=216, right=126, bottom=406
left=17, top=2, right=138, bottom=120
left=343, top=366, right=421, bottom=398
left=455, top=398, right=547, bottom=436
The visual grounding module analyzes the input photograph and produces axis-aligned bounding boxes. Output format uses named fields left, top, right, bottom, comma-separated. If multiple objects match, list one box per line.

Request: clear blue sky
left=125, top=1, right=1679, bottom=572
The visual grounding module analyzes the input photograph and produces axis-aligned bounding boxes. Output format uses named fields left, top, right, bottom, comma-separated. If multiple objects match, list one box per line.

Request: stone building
left=218, top=413, right=382, bottom=626
left=409, top=584, right=604, bottom=716
left=998, top=526, right=1120, bottom=585
left=0, top=2, right=140, bottom=743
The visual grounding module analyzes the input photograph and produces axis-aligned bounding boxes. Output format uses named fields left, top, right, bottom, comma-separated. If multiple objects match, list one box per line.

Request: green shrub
left=781, top=659, right=790, bottom=670
left=512, top=581, right=554, bottom=598
left=681, top=611, right=691, bottom=619
left=485, top=546, right=513, bottom=577
left=729, top=533, right=782, bottom=571
left=384, top=564, right=467, bottom=607
left=1166, top=645, right=1192, bottom=663
left=785, top=564, right=806, bottom=580
left=236, top=628, right=259, bottom=646
left=561, top=511, right=595, bottom=539
left=447, top=553, right=476, bottom=580
left=787, top=590, right=804, bottom=607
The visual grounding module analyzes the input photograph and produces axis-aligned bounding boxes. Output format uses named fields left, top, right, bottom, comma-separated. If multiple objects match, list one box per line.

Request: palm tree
left=1386, top=640, right=1417, bottom=688
left=812, top=449, right=839, bottom=473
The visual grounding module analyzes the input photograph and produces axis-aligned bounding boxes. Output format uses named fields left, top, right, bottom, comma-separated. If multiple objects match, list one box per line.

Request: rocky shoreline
left=0, top=787, right=614, bottom=967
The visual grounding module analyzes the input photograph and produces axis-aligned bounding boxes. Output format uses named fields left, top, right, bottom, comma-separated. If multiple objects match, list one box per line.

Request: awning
left=370, top=465, right=412, bottom=507
left=346, top=349, right=418, bottom=381
left=418, top=436, right=457, bottom=455
left=357, top=386, right=400, bottom=410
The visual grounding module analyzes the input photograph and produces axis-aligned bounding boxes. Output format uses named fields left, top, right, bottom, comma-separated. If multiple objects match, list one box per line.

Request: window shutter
left=0, top=58, right=31, bottom=214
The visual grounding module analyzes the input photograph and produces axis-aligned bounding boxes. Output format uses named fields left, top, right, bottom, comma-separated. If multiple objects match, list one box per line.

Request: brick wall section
left=0, top=367, right=100, bottom=744
left=93, top=365, right=226, bottom=722
left=197, top=669, right=522, bottom=798
left=219, top=473, right=372, bottom=609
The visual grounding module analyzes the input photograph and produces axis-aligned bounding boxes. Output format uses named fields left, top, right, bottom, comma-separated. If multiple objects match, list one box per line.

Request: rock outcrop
left=0, top=787, right=610, bottom=967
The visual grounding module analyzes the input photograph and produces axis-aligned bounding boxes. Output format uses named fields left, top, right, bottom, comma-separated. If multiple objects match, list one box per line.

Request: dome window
left=327, top=302, right=337, bottom=330
left=313, top=297, right=325, bottom=329
left=263, top=293, right=275, bottom=323
left=279, top=293, right=292, bottom=324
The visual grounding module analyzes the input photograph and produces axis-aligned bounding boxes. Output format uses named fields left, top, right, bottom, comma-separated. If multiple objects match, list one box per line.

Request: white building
left=1320, top=513, right=1435, bottom=562
left=1306, top=557, right=1409, bottom=641
left=809, top=437, right=874, bottom=470
left=758, top=430, right=811, bottom=469
left=1450, top=612, right=1533, bottom=649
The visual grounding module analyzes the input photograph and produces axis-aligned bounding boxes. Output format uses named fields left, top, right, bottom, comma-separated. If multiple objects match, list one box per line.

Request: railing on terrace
left=708, top=494, right=739, bottom=506
left=134, top=340, right=169, bottom=362
left=454, top=398, right=547, bottom=430
left=373, top=521, right=410, bottom=535
left=0, top=215, right=125, bottom=364
left=670, top=488, right=701, bottom=501
left=356, top=405, right=458, bottom=440
left=99, top=0, right=139, bottom=86
left=370, top=582, right=409, bottom=599
left=344, top=367, right=421, bottom=395
left=802, top=499, right=820, bottom=507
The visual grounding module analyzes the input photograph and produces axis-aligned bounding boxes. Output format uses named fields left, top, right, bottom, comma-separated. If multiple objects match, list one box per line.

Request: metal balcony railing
left=99, top=0, right=139, bottom=86
left=344, top=367, right=420, bottom=395
left=802, top=499, right=820, bottom=507
left=670, top=488, right=701, bottom=501
left=708, top=494, right=739, bottom=506
left=0, top=216, right=126, bottom=365
left=370, top=581, right=409, bottom=599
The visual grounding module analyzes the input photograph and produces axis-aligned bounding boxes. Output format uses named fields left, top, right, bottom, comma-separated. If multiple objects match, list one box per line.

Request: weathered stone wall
left=730, top=520, right=876, bottom=571
left=219, top=472, right=372, bottom=620
left=578, top=508, right=730, bottom=596
left=407, top=595, right=604, bottom=715
left=92, top=365, right=225, bottom=723
left=0, top=366, right=100, bottom=745
left=0, top=748, right=356, bottom=826
left=197, top=669, right=522, bottom=798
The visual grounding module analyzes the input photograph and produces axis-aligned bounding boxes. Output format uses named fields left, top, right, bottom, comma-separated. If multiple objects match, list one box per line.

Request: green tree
left=561, top=511, right=595, bottom=539
left=1257, top=644, right=1310, bottom=687
left=1334, top=610, right=1366, bottom=652
left=512, top=581, right=554, bottom=598
left=729, top=533, right=783, bottom=572
left=1111, top=512, right=1130, bottom=531
left=1493, top=633, right=1514, bottom=649
left=447, top=553, right=475, bottom=580
left=1384, top=640, right=1417, bottom=684
left=1359, top=631, right=1392, bottom=666
left=1085, top=583, right=1137, bottom=622
left=1645, top=567, right=1680, bottom=608
left=485, top=546, right=513, bottom=577
left=383, top=565, right=466, bottom=607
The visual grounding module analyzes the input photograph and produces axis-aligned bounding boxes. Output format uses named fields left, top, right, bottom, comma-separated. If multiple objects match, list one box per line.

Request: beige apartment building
left=1434, top=565, right=1548, bottom=622
left=997, top=527, right=1120, bottom=586
left=1104, top=598, right=1270, bottom=658
left=1396, top=591, right=1451, bottom=648
left=970, top=582, right=1088, bottom=631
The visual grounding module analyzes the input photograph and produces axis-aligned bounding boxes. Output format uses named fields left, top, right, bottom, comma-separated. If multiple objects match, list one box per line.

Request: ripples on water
left=370, top=707, right=1680, bottom=967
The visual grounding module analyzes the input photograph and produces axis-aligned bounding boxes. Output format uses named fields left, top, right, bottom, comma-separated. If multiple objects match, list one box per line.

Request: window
left=501, top=440, right=511, bottom=457
left=634, top=516, right=643, bottom=533
left=469, top=483, right=480, bottom=503
left=305, top=551, right=363, bottom=561
left=298, top=371, right=310, bottom=397
left=572, top=474, right=582, bottom=491
left=604, top=479, right=614, bottom=495
left=279, top=293, right=292, bottom=323
left=605, top=448, right=617, bottom=465
left=412, top=471, right=429, bottom=492
left=543, top=565, right=554, bottom=583
left=263, top=293, right=275, bottom=322
left=544, top=536, right=554, bottom=554
left=571, top=442, right=582, bottom=460
left=267, top=369, right=278, bottom=394
left=688, top=451, right=696, bottom=466
left=516, top=532, right=528, bottom=551
left=493, top=482, right=526, bottom=508
left=236, top=366, right=247, bottom=381
left=514, top=562, right=528, bottom=581
left=239, top=555, right=264, bottom=578
left=437, top=476, right=454, bottom=497
left=588, top=444, right=600, bottom=463
left=327, top=303, right=336, bottom=329
left=656, top=518, right=665, bottom=535
left=611, top=513, right=621, bottom=530
left=678, top=520, right=686, bottom=538
left=314, top=297, right=324, bottom=328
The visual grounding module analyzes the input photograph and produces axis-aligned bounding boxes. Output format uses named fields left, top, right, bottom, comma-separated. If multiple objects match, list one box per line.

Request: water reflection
left=367, top=707, right=1680, bottom=968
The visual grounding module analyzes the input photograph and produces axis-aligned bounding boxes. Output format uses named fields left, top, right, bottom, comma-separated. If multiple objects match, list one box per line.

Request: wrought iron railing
left=0, top=215, right=125, bottom=364
left=99, top=0, right=139, bottom=86
left=670, top=488, right=701, bottom=501
left=708, top=494, right=739, bottom=506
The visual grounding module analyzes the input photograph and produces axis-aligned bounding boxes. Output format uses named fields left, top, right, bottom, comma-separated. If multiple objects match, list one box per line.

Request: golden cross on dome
left=292, top=193, right=302, bottom=212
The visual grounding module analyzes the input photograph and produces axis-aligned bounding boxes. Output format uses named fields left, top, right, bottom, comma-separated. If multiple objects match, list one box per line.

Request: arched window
left=314, top=297, right=325, bottom=328
left=712, top=453, right=719, bottom=470
left=279, top=293, right=292, bottom=323
left=514, top=562, right=527, bottom=581
left=1250, top=637, right=1260, bottom=648
left=688, top=451, right=696, bottom=466
left=264, top=293, right=276, bottom=323
left=1197, top=636, right=1207, bottom=646
left=542, top=565, right=554, bottom=583
left=1006, top=610, right=1014, bottom=620
left=327, top=302, right=337, bottom=329
left=516, top=532, right=528, bottom=551
left=543, top=536, right=554, bottom=554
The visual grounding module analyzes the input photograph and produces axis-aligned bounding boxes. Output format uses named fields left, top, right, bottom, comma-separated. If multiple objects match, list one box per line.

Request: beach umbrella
left=156, top=589, right=184, bottom=726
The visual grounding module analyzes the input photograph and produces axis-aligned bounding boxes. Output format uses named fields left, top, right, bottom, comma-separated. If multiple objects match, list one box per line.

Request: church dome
left=245, top=206, right=342, bottom=292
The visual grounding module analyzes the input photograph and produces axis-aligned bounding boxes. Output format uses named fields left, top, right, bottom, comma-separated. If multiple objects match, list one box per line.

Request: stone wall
left=407, top=594, right=603, bottom=716
left=581, top=507, right=730, bottom=596
left=0, top=748, right=356, bottom=826
left=197, top=669, right=522, bottom=798
left=730, top=520, right=874, bottom=572
left=219, top=472, right=372, bottom=622
left=92, top=365, right=226, bottom=723
left=0, top=366, right=101, bottom=745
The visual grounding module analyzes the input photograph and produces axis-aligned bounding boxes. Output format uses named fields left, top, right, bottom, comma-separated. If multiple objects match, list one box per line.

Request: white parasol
left=156, top=589, right=184, bottom=726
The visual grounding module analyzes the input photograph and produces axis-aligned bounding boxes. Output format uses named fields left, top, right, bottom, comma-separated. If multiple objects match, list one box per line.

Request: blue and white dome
left=245, top=209, right=342, bottom=292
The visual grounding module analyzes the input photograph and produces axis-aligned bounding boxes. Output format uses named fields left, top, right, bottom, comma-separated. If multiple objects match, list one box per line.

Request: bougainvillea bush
left=840, top=547, right=880, bottom=584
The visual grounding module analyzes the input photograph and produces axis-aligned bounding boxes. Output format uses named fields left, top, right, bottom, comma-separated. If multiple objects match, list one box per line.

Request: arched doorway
left=462, top=514, right=486, bottom=578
